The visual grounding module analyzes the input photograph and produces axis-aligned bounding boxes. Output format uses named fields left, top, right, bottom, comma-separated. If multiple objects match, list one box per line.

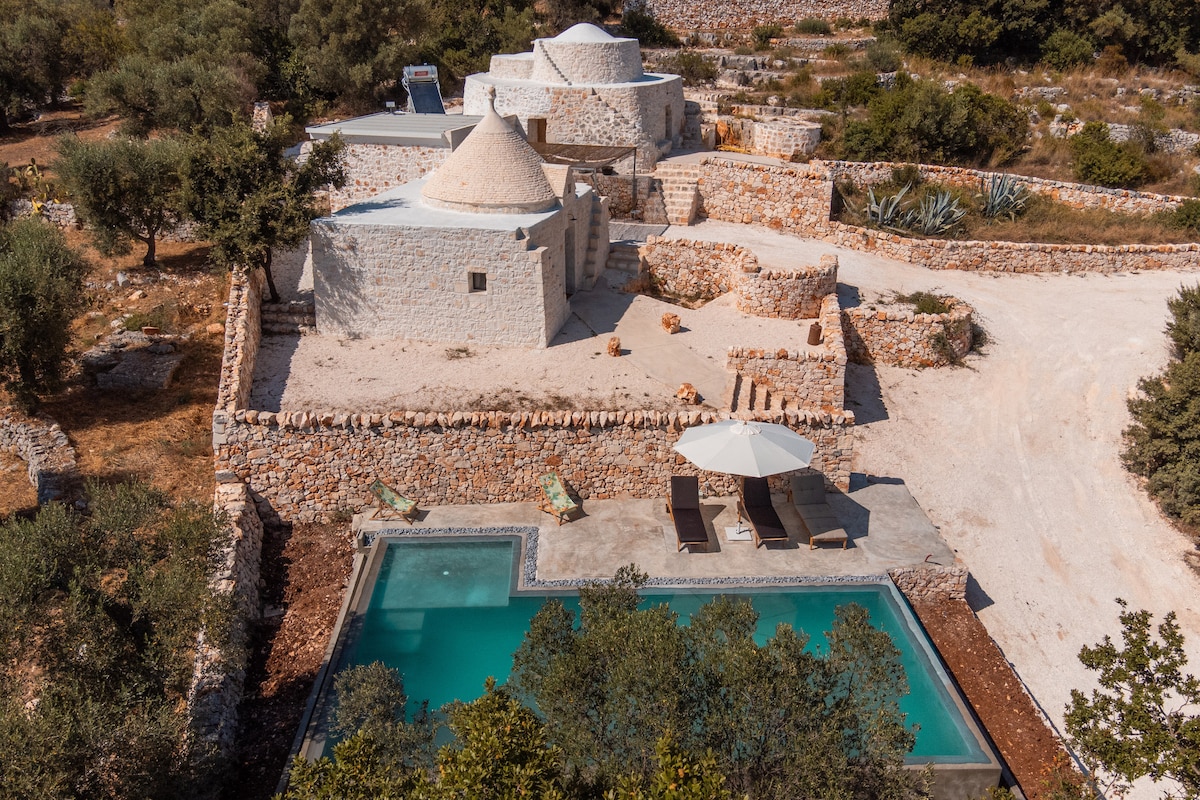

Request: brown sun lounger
left=738, top=477, right=789, bottom=548
left=789, top=473, right=848, bottom=550
left=667, top=476, right=709, bottom=552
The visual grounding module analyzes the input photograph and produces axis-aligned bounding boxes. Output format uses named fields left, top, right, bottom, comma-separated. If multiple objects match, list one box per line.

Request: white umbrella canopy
left=672, top=420, right=815, bottom=478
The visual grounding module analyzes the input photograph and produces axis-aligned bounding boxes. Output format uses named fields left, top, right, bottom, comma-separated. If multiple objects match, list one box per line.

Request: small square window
left=469, top=272, right=488, bottom=293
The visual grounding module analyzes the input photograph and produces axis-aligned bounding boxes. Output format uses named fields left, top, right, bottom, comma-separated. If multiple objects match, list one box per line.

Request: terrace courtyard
left=258, top=217, right=1200, bottom=800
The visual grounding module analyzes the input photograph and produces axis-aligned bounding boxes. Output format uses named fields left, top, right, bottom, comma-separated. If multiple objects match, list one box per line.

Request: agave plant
left=865, top=182, right=911, bottom=228
left=899, top=189, right=966, bottom=236
left=979, top=173, right=1029, bottom=221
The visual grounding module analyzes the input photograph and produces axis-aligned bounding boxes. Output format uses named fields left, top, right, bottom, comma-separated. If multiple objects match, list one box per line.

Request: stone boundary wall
left=842, top=297, right=973, bottom=367
left=625, top=0, right=888, bottom=30
left=213, top=269, right=265, bottom=449
left=727, top=294, right=847, bottom=411
left=640, top=235, right=756, bottom=300
left=823, top=159, right=1189, bottom=216
left=328, top=143, right=451, bottom=212
left=593, top=173, right=657, bottom=219
left=186, top=479, right=264, bottom=766
left=694, top=157, right=1200, bottom=273
left=0, top=408, right=78, bottom=504
left=215, top=407, right=854, bottom=523
left=715, top=116, right=822, bottom=161
left=737, top=253, right=837, bottom=319
left=8, top=199, right=201, bottom=240
left=888, top=563, right=968, bottom=602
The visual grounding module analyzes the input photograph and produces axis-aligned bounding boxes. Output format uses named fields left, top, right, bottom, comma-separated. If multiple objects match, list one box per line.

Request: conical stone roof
left=421, top=90, right=558, bottom=214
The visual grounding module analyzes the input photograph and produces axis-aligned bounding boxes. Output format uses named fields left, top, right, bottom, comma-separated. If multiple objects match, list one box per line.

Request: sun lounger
left=537, top=472, right=581, bottom=526
left=737, top=477, right=788, bottom=548
left=368, top=479, right=419, bottom=525
left=788, top=473, right=848, bottom=550
left=667, top=476, right=709, bottom=552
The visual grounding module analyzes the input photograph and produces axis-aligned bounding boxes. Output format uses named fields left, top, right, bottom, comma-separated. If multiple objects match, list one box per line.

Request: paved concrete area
left=356, top=477, right=955, bottom=584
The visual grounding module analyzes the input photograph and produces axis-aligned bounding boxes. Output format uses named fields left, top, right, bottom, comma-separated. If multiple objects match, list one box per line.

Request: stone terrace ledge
left=353, top=477, right=956, bottom=584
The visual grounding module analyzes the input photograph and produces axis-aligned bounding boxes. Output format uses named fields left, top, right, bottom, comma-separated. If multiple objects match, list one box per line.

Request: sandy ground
left=253, top=269, right=820, bottom=413
left=684, top=220, right=1200, bottom=798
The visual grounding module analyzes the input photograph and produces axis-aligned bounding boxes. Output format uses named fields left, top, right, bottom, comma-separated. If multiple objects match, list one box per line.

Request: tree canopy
left=0, top=217, right=88, bottom=410
left=180, top=117, right=346, bottom=302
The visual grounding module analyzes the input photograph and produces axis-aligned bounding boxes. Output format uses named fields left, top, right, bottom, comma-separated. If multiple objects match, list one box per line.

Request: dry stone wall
left=727, top=294, right=847, bottom=411
left=187, top=478, right=263, bottom=765
left=697, top=157, right=833, bottom=230
left=216, top=407, right=854, bottom=523
left=715, top=116, right=822, bottom=160
left=640, top=236, right=755, bottom=299
left=888, top=563, right=967, bottom=602
left=625, top=0, right=888, bottom=30
left=7, top=199, right=77, bottom=227
left=737, top=254, right=837, bottom=319
left=842, top=297, right=973, bottom=367
left=329, top=144, right=450, bottom=212
left=0, top=408, right=78, bottom=503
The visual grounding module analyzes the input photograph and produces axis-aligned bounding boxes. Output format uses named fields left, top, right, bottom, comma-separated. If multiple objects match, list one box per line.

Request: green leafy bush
left=1068, top=122, right=1149, bottom=188
left=795, top=17, right=832, bottom=35
left=894, top=291, right=951, bottom=315
left=865, top=39, right=903, bottom=72
left=751, top=24, right=782, bottom=50
left=1158, top=199, right=1200, bottom=238
left=661, top=50, right=717, bottom=86
left=1041, top=29, right=1094, bottom=70
left=620, top=9, right=680, bottom=47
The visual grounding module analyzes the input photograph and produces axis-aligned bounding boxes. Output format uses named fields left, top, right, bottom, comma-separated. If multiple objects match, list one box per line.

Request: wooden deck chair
left=537, top=472, right=580, bottom=525
left=737, top=477, right=789, bottom=549
left=788, top=473, right=848, bottom=549
left=667, top=476, right=709, bottom=552
left=368, top=479, right=419, bottom=525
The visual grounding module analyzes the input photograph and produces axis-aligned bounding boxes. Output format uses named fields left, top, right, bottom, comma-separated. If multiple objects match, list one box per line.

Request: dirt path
left=677, top=220, right=1200, bottom=798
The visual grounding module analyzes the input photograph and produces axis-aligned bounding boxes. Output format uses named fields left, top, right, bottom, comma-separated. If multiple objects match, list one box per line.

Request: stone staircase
left=261, top=299, right=315, bottom=335
left=653, top=163, right=701, bottom=226
left=728, top=374, right=800, bottom=413
left=584, top=194, right=607, bottom=277
left=606, top=242, right=643, bottom=275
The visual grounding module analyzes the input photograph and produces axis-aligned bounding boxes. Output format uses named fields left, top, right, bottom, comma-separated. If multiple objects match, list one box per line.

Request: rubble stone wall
left=727, top=294, right=847, bottom=411
left=625, top=0, right=888, bottom=30
left=715, top=116, right=822, bottom=160
left=593, top=173, right=657, bottom=217
left=0, top=408, right=78, bottom=503
left=842, top=297, right=974, bottom=367
left=639, top=235, right=755, bottom=300
left=215, top=407, right=854, bottom=523
left=737, top=254, right=837, bottom=319
left=697, top=157, right=833, bottom=230
left=328, top=143, right=450, bottom=212
left=186, top=479, right=263, bottom=763
left=889, top=563, right=968, bottom=602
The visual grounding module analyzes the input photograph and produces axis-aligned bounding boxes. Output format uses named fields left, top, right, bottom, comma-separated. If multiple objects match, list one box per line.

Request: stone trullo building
left=464, top=23, right=685, bottom=171
left=309, top=91, right=609, bottom=349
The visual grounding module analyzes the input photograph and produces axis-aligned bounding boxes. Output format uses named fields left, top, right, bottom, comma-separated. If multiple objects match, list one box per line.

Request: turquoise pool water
left=345, top=538, right=985, bottom=764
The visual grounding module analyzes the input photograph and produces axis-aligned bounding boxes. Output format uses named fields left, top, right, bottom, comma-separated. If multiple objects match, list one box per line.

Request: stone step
left=262, top=322, right=315, bottom=336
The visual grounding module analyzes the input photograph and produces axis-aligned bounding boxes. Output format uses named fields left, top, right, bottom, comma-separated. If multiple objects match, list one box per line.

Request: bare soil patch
left=0, top=110, right=122, bottom=180
left=0, top=447, right=37, bottom=518
left=231, top=521, right=355, bottom=799
left=910, top=598, right=1071, bottom=800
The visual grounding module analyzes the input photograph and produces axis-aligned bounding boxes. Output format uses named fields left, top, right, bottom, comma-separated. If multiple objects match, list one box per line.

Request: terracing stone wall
left=697, top=157, right=833, bottom=230
left=624, top=0, right=888, bottom=30
left=842, top=297, right=974, bottom=367
left=727, top=293, right=846, bottom=411
left=889, top=563, right=968, bottom=602
left=0, top=407, right=78, bottom=503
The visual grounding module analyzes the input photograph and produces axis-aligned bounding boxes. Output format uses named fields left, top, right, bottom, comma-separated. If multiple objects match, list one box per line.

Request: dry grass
left=0, top=447, right=38, bottom=518
left=962, top=196, right=1195, bottom=244
left=0, top=110, right=121, bottom=181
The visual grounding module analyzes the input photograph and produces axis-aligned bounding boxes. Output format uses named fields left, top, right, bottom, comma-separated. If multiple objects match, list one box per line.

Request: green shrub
left=733, top=45, right=753, bottom=56
left=818, top=69, right=881, bottom=110
left=620, top=9, right=680, bottom=47
left=891, top=163, right=922, bottom=188
left=894, top=291, right=950, bottom=314
left=1158, top=199, right=1200, bottom=237
left=865, top=39, right=903, bottom=72
left=751, top=24, right=782, bottom=50
left=1041, top=29, right=1094, bottom=70
left=1166, top=283, right=1200, bottom=357
left=661, top=50, right=717, bottom=86
left=823, top=42, right=851, bottom=59
left=1068, top=122, right=1149, bottom=188
left=795, top=17, right=831, bottom=35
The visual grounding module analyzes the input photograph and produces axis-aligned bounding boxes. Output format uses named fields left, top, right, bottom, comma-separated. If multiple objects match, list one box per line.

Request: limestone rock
left=607, top=336, right=621, bottom=357
left=676, top=383, right=698, bottom=404
left=661, top=312, right=681, bottom=334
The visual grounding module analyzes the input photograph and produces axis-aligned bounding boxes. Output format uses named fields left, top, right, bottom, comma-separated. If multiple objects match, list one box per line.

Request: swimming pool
left=325, top=536, right=990, bottom=766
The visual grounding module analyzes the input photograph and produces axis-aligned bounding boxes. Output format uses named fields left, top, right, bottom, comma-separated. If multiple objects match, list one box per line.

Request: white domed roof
left=421, top=91, right=557, bottom=215
left=554, top=23, right=618, bottom=42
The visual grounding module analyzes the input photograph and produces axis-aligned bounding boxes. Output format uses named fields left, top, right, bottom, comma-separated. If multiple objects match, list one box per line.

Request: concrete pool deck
left=353, top=475, right=957, bottom=583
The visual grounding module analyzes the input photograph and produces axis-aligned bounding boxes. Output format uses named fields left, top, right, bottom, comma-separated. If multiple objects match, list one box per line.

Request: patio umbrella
left=672, top=419, right=815, bottom=478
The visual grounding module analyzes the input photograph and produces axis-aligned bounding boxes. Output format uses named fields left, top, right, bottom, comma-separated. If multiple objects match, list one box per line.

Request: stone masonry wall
left=842, top=297, right=973, bottom=367
left=737, top=253, right=837, bottom=319
left=186, top=479, right=263, bottom=764
left=216, top=407, right=854, bottom=523
left=0, top=407, right=79, bottom=503
left=640, top=235, right=756, bottom=300
left=328, top=143, right=450, bottom=212
left=593, top=173, right=658, bottom=218
left=715, top=116, right=822, bottom=160
left=694, top=157, right=1200, bottom=273
left=727, top=294, right=847, bottom=411
left=625, top=0, right=888, bottom=30
left=888, top=563, right=968, bottom=602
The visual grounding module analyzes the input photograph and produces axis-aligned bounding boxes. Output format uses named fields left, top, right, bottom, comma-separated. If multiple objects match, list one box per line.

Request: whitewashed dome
left=530, top=23, right=644, bottom=85
left=554, top=23, right=618, bottom=42
left=421, top=90, right=557, bottom=214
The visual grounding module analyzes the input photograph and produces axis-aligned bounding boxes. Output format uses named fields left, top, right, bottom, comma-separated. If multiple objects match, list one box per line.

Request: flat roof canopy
left=529, top=142, right=636, bottom=169
left=306, top=112, right=482, bottom=147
